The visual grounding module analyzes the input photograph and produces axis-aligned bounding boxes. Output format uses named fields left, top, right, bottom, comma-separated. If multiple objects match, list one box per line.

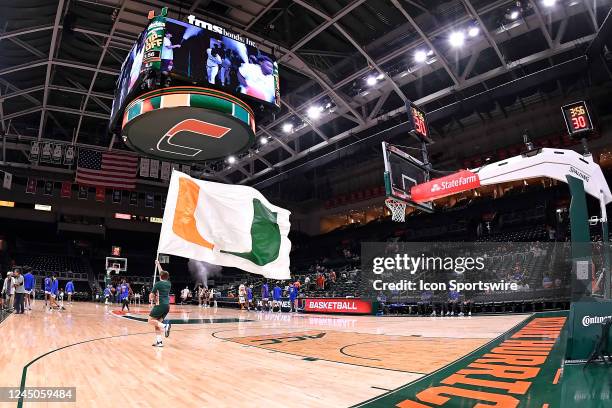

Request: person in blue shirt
left=289, top=283, right=298, bottom=312
left=272, top=283, right=282, bottom=313
left=23, top=269, right=35, bottom=311
left=418, top=290, right=433, bottom=316
left=261, top=281, right=270, bottom=312
left=115, top=284, right=122, bottom=304
left=120, top=279, right=131, bottom=311
left=447, top=290, right=460, bottom=316
left=48, top=274, right=63, bottom=311
left=65, top=280, right=75, bottom=306
left=44, top=275, right=52, bottom=308
left=246, top=285, right=253, bottom=311
left=104, top=286, right=111, bottom=305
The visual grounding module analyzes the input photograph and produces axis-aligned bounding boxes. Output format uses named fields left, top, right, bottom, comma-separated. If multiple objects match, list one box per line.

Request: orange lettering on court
left=441, top=374, right=531, bottom=395
left=393, top=318, right=566, bottom=408
left=490, top=347, right=549, bottom=356
left=414, top=385, right=519, bottom=408
left=476, top=354, right=548, bottom=366
left=511, top=331, right=560, bottom=339
left=502, top=340, right=554, bottom=347
left=396, top=400, right=432, bottom=408
left=172, top=177, right=214, bottom=249
left=458, top=363, right=540, bottom=379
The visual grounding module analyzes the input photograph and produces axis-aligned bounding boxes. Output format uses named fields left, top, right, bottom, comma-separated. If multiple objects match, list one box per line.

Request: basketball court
left=2, top=1, right=612, bottom=407
left=0, top=304, right=530, bottom=407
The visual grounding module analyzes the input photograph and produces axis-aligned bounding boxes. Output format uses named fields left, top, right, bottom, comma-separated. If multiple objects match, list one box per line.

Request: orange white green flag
left=158, top=170, right=291, bottom=279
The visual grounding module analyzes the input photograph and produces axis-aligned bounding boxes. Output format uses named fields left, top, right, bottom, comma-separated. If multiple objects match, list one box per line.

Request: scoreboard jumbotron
left=109, top=7, right=280, bottom=163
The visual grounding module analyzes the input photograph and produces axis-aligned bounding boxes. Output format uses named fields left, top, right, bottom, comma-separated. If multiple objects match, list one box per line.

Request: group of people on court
left=102, top=279, right=133, bottom=311
left=418, top=290, right=473, bottom=317
left=251, top=280, right=301, bottom=312
left=1, top=267, right=75, bottom=313
left=194, top=285, right=215, bottom=308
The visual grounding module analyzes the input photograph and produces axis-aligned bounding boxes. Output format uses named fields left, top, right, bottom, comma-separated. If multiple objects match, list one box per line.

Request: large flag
left=76, top=149, right=138, bottom=189
left=158, top=171, right=291, bottom=279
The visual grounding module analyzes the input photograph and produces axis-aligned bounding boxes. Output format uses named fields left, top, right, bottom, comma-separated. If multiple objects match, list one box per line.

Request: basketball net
left=385, top=197, right=407, bottom=222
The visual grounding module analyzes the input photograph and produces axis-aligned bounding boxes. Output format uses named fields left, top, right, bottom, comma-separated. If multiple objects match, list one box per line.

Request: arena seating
left=17, top=255, right=90, bottom=279
left=265, top=187, right=579, bottom=315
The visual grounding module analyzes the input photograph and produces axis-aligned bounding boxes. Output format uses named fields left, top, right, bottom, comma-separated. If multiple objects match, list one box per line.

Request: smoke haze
left=188, top=259, right=222, bottom=287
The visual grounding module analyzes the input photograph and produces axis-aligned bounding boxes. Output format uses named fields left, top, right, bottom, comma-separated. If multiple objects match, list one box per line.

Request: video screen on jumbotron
left=110, top=32, right=146, bottom=126
left=110, top=16, right=280, bottom=132
left=163, top=17, right=280, bottom=108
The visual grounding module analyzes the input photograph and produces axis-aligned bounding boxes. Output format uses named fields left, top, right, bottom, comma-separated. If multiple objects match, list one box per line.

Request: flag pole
left=153, top=254, right=160, bottom=284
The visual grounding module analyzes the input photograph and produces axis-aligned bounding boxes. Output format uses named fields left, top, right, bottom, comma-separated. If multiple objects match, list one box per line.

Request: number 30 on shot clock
left=561, top=101, right=594, bottom=137
left=406, top=101, right=433, bottom=144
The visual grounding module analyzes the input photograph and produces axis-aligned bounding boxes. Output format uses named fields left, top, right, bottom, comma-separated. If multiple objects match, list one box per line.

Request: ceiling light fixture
left=414, top=49, right=427, bottom=63
left=449, top=31, right=465, bottom=48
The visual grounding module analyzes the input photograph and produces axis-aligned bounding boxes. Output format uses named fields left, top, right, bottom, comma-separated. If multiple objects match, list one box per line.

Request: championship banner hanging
left=149, top=159, right=159, bottom=178
left=112, top=190, right=123, bottom=204
left=61, top=182, right=72, bottom=198
left=140, top=158, right=150, bottom=178
left=41, top=142, right=53, bottom=163
left=145, top=192, right=155, bottom=208
left=44, top=180, right=54, bottom=196
left=129, top=191, right=138, bottom=206
left=26, top=178, right=37, bottom=194
left=52, top=144, right=63, bottom=164
left=158, top=171, right=291, bottom=279
left=78, top=185, right=89, bottom=200
left=64, top=145, right=75, bottom=165
left=96, top=187, right=106, bottom=202
left=160, top=161, right=171, bottom=181
left=410, top=170, right=481, bottom=203
left=2, top=172, right=12, bottom=190
left=30, top=142, right=40, bottom=162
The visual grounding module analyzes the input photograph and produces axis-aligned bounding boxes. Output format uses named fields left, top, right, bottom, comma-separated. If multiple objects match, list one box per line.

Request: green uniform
left=149, top=279, right=171, bottom=320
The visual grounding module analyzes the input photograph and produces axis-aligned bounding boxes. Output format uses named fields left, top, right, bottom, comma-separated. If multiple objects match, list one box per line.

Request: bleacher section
left=17, top=255, right=89, bottom=280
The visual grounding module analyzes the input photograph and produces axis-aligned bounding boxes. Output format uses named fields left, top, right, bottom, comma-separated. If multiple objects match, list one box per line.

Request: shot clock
left=406, top=101, right=432, bottom=144
left=561, top=101, right=594, bottom=138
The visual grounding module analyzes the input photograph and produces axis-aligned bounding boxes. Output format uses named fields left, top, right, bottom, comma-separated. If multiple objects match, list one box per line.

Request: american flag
left=76, top=149, right=138, bottom=189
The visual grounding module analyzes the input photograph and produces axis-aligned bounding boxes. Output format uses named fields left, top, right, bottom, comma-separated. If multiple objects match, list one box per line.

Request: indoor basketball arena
left=1, top=0, right=612, bottom=407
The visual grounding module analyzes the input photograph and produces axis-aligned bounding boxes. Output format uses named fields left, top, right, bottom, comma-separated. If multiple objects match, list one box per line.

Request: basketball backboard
left=382, top=142, right=434, bottom=213
left=105, top=257, right=128, bottom=272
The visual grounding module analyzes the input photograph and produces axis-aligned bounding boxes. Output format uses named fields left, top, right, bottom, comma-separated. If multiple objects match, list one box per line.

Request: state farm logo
left=582, top=315, right=612, bottom=327
left=410, top=170, right=480, bottom=203
left=430, top=174, right=478, bottom=193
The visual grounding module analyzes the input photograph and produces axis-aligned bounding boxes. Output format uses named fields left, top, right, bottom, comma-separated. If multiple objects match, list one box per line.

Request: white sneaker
left=446, top=312, right=451, bottom=316
left=468, top=312, right=472, bottom=316
left=430, top=312, right=436, bottom=317
left=164, top=323, right=172, bottom=338
left=152, top=341, right=164, bottom=347
left=458, top=312, right=464, bottom=317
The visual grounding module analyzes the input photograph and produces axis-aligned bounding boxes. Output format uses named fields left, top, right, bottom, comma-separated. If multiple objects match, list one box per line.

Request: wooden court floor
left=0, top=302, right=526, bottom=408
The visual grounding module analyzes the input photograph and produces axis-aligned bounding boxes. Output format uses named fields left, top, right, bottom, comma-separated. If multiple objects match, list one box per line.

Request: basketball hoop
left=385, top=197, right=407, bottom=222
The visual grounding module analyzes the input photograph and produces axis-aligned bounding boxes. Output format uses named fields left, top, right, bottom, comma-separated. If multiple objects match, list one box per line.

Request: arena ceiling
left=1, top=0, right=611, bottom=188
